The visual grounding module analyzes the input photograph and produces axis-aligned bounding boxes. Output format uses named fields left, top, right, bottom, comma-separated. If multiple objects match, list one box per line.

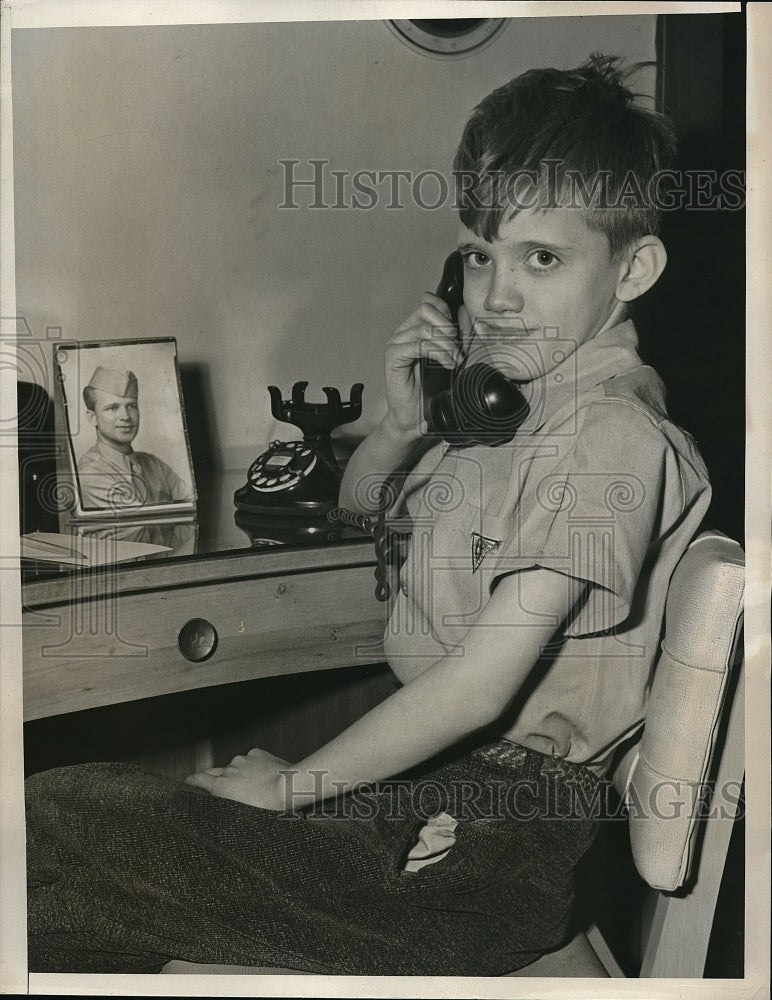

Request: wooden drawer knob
left=177, top=618, right=218, bottom=662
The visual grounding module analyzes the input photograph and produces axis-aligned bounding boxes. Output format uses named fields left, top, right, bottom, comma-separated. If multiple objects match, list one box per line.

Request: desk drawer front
left=23, top=567, right=386, bottom=720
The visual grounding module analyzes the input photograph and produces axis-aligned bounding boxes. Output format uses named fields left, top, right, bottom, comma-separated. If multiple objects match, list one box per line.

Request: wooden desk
left=22, top=474, right=388, bottom=724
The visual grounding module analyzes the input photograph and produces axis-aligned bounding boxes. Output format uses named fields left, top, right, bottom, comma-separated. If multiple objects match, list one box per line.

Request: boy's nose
left=484, top=270, right=524, bottom=314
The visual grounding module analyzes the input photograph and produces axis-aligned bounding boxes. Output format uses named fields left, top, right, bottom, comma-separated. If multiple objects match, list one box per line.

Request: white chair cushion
left=622, top=531, right=744, bottom=891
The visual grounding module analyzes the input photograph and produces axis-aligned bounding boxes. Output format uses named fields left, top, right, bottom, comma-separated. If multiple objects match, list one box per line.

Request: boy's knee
left=25, top=761, right=167, bottom=814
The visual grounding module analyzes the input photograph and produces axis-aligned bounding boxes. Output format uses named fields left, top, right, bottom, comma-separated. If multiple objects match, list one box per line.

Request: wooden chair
left=163, top=530, right=745, bottom=980
left=512, top=529, right=745, bottom=978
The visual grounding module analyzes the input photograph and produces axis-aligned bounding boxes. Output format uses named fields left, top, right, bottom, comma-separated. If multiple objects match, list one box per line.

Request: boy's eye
left=529, top=249, right=559, bottom=269
left=462, top=251, right=491, bottom=269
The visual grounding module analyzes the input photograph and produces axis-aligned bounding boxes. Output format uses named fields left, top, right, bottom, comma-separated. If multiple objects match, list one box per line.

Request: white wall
left=12, top=15, right=656, bottom=470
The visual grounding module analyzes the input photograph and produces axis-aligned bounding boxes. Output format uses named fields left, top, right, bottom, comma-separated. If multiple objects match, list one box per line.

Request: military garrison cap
left=86, top=366, right=139, bottom=398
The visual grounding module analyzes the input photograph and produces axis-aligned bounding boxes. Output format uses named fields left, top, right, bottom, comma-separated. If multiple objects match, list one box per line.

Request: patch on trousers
left=471, top=531, right=501, bottom=573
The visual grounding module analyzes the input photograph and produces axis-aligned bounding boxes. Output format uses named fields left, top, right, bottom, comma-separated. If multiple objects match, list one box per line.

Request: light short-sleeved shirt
left=78, top=439, right=191, bottom=510
left=383, top=320, right=711, bottom=776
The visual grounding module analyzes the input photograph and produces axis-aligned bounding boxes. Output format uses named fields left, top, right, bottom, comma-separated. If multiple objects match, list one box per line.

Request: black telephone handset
left=422, top=252, right=529, bottom=447
left=435, top=248, right=466, bottom=326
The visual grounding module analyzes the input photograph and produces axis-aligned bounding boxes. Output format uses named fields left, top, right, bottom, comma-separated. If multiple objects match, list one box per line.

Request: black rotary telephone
left=422, top=251, right=529, bottom=447
left=234, top=382, right=363, bottom=518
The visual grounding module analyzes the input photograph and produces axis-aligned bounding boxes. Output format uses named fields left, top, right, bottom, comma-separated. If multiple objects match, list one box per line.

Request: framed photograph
left=54, top=337, right=197, bottom=520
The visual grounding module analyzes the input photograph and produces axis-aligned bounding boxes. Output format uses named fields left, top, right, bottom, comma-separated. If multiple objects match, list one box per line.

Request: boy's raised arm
left=337, top=410, right=428, bottom=513
left=338, top=291, right=463, bottom=514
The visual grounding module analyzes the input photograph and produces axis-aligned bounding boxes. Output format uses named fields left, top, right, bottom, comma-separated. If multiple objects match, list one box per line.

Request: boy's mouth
left=474, top=318, right=539, bottom=338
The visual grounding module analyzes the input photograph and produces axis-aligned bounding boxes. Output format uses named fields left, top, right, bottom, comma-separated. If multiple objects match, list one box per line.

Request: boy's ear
left=615, top=236, right=667, bottom=303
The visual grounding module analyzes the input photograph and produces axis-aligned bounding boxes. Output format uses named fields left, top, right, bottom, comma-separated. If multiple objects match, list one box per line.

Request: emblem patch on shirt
left=471, top=531, right=500, bottom=573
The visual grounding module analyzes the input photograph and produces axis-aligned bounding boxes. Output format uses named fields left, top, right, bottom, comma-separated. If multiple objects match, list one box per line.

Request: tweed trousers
left=26, top=742, right=601, bottom=975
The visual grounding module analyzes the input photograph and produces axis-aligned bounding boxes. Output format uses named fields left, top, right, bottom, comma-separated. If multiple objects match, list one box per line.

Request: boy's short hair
left=453, top=53, right=677, bottom=256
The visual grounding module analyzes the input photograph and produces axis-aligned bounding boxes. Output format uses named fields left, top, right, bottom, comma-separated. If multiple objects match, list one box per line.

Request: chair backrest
left=607, top=529, right=745, bottom=977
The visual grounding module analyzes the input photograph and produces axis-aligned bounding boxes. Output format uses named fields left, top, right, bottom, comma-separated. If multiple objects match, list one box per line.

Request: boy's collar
left=516, top=318, right=643, bottom=436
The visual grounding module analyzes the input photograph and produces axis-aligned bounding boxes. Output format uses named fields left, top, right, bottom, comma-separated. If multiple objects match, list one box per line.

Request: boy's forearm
left=185, top=569, right=584, bottom=811
left=198, top=662, right=485, bottom=814
left=277, top=654, right=506, bottom=810
left=277, top=569, right=585, bottom=810
left=338, top=413, right=428, bottom=514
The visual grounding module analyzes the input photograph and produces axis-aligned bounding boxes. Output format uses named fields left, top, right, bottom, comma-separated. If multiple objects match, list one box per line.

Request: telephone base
left=233, top=507, right=364, bottom=548
left=233, top=487, right=335, bottom=518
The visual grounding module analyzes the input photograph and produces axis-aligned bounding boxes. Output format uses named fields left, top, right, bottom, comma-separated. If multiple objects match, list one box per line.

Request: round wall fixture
left=387, top=18, right=508, bottom=58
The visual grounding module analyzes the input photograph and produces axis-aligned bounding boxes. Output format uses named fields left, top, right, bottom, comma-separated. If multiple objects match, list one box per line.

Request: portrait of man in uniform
left=79, top=365, right=191, bottom=509
left=56, top=338, right=196, bottom=518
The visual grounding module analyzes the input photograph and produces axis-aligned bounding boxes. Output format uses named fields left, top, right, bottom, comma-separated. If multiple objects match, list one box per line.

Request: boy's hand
left=184, top=748, right=292, bottom=811
left=384, top=292, right=464, bottom=435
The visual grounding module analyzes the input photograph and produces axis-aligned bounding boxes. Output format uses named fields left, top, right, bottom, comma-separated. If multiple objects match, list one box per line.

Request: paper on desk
left=21, top=531, right=172, bottom=566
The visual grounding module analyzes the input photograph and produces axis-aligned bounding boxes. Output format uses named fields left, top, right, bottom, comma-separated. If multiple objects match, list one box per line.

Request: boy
left=26, top=55, right=710, bottom=976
